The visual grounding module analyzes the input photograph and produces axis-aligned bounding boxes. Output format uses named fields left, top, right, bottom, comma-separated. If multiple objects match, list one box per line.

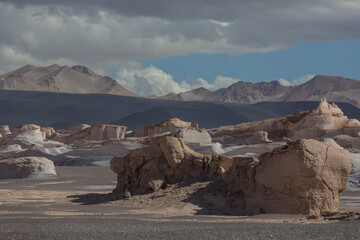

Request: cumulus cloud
left=116, top=66, right=239, bottom=96
left=277, top=78, right=291, bottom=86
left=0, top=1, right=360, bottom=74
left=292, top=74, right=316, bottom=85
left=116, top=66, right=183, bottom=96
left=278, top=74, right=316, bottom=86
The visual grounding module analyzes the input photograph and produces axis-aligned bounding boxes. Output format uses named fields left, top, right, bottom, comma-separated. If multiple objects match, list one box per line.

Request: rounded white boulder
left=0, top=157, right=57, bottom=179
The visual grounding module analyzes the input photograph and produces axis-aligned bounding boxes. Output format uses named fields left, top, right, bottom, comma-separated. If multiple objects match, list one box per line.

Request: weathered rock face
left=0, top=125, right=11, bottom=136
left=89, top=125, right=127, bottom=141
left=51, top=124, right=127, bottom=143
left=132, top=118, right=198, bottom=137
left=285, top=98, right=348, bottom=140
left=110, top=136, right=232, bottom=193
left=174, top=128, right=212, bottom=144
left=0, top=157, right=57, bottom=179
left=41, top=127, right=56, bottom=140
left=225, top=139, right=351, bottom=215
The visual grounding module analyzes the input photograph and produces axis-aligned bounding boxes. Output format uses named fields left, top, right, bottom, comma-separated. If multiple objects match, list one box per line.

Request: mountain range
left=1, top=64, right=360, bottom=107
left=162, top=75, right=360, bottom=107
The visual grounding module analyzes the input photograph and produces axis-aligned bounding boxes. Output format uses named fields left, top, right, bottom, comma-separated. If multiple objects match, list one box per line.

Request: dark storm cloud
left=0, top=0, right=359, bottom=74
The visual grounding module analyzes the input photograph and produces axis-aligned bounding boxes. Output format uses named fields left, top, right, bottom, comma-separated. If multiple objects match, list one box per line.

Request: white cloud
left=116, top=66, right=183, bottom=96
left=277, top=78, right=291, bottom=86
left=116, top=66, right=239, bottom=96
left=278, top=74, right=315, bottom=86
left=0, top=45, right=76, bottom=74
left=292, top=74, right=316, bottom=85
left=1, top=1, right=360, bottom=74
left=213, top=76, right=239, bottom=89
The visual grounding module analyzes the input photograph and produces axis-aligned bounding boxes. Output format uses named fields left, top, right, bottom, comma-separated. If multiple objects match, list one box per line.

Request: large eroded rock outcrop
left=110, top=136, right=232, bottom=193
left=0, top=156, right=57, bottom=179
left=111, top=137, right=351, bottom=215
left=225, top=139, right=351, bottom=215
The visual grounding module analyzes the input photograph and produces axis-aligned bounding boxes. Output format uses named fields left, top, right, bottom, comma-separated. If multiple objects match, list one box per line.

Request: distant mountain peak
left=0, top=64, right=137, bottom=97
left=71, top=65, right=98, bottom=78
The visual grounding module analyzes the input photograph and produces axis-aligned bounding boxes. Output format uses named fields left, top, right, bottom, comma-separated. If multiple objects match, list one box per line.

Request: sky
left=0, top=0, right=359, bottom=96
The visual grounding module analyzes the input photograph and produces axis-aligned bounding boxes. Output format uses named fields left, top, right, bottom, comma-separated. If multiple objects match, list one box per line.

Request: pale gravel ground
left=0, top=166, right=359, bottom=240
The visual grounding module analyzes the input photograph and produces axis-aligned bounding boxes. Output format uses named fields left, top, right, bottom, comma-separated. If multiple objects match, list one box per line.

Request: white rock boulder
left=0, top=157, right=57, bottom=179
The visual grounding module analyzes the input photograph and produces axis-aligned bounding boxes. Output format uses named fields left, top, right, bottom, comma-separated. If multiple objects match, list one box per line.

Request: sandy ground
left=0, top=166, right=360, bottom=239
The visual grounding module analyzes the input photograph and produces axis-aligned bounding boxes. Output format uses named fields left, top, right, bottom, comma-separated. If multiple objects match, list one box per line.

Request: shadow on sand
left=67, top=192, right=123, bottom=205
left=67, top=179, right=246, bottom=216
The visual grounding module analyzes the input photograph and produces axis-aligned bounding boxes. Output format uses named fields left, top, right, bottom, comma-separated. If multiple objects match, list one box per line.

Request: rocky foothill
left=1, top=98, right=360, bottom=216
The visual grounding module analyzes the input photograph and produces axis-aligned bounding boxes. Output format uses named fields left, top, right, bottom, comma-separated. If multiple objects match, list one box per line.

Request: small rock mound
left=0, top=157, right=57, bottom=179
left=132, top=118, right=198, bottom=137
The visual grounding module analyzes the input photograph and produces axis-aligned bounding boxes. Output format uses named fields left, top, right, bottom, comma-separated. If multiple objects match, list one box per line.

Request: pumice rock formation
left=41, top=127, right=56, bottom=140
left=132, top=118, right=199, bottom=137
left=110, top=136, right=232, bottom=193
left=225, top=139, right=351, bottom=215
left=0, top=156, right=57, bottom=179
left=51, top=124, right=127, bottom=143
left=285, top=98, right=348, bottom=140
left=110, top=135, right=351, bottom=215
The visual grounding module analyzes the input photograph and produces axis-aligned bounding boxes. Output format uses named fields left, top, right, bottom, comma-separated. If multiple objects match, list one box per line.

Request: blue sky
left=142, top=40, right=360, bottom=84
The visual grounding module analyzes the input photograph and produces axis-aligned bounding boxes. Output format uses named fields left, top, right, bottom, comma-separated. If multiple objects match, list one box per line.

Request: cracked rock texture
left=225, top=139, right=351, bottom=215
left=110, top=136, right=232, bottom=193
left=111, top=136, right=351, bottom=215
